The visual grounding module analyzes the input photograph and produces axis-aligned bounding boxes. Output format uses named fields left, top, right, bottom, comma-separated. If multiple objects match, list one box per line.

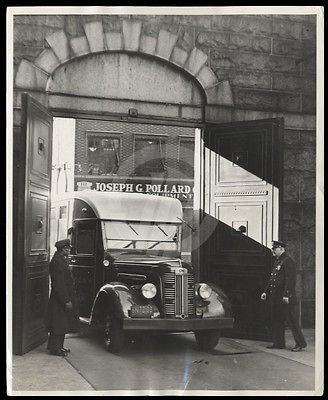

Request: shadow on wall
left=198, top=214, right=274, bottom=340
left=197, top=120, right=283, bottom=340
left=204, top=120, right=282, bottom=188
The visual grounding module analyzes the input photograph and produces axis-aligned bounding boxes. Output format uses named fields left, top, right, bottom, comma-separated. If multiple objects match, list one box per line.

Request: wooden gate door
left=13, top=94, right=53, bottom=354
left=200, top=119, right=283, bottom=339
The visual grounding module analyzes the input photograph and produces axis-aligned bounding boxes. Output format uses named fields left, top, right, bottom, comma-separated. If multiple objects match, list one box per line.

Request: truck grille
left=163, top=271, right=195, bottom=318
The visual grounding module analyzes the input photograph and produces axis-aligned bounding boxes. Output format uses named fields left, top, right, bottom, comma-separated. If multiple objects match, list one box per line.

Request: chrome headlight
left=103, top=259, right=110, bottom=267
left=197, top=283, right=212, bottom=299
left=141, top=283, right=157, bottom=299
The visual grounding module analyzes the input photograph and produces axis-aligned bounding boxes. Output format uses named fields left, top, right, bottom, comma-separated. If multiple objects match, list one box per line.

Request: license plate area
left=129, top=305, right=153, bottom=318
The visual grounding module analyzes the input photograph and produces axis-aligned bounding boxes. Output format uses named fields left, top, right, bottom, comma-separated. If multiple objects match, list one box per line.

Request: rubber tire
left=104, top=316, right=125, bottom=353
left=194, top=330, right=221, bottom=351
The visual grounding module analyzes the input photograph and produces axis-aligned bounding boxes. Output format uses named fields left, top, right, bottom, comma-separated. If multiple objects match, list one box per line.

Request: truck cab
left=51, top=190, right=234, bottom=352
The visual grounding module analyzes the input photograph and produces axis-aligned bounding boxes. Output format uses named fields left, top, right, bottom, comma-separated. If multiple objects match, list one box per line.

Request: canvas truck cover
left=53, top=190, right=183, bottom=223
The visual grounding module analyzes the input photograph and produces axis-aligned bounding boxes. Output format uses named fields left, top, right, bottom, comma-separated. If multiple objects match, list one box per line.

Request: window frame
left=178, top=135, right=195, bottom=179
left=85, top=130, right=122, bottom=176
left=73, top=220, right=97, bottom=256
left=133, top=133, right=168, bottom=178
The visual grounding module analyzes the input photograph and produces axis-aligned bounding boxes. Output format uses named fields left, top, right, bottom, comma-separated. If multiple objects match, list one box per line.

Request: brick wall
left=75, top=118, right=195, bottom=179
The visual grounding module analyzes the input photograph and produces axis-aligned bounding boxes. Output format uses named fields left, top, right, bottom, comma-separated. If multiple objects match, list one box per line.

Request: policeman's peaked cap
left=272, top=240, right=286, bottom=248
left=55, top=238, right=71, bottom=249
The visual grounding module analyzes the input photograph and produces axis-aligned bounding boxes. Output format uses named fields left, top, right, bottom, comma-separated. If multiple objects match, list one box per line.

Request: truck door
left=200, top=118, right=283, bottom=339
left=70, top=219, right=97, bottom=317
left=13, top=94, right=53, bottom=354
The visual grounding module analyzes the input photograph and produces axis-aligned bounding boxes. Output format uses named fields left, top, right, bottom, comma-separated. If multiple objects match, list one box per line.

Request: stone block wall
left=195, top=14, right=316, bottom=114
left=14, top=14, right=316, bottom=109
left=13, top=16, right=65, bottom=77
left=282, top=129, right=316, bottom=327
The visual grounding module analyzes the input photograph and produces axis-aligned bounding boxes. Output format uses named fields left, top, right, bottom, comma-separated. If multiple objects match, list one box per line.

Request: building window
left=179, top=138, right=194, bottom=179
left=134, top=136, right=167, bottom=177
left=87, top=134, right=120, bottom=175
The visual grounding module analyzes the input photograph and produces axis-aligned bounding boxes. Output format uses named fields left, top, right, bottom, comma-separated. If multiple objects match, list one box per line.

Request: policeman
left=46, top=238, right=80, bottom=356
left=260, top=240, right=307, bottom=352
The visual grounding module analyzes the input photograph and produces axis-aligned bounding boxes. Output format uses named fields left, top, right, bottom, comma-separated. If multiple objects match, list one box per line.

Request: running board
left=80, top=317, right=91, bottom=325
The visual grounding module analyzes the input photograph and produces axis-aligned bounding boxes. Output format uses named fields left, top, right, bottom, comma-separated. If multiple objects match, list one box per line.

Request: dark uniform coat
left=265, top=252, right=297, bottom=304
left=46, top=251, right=80, bottom=334
left=263, top=251, right=306, bottom=348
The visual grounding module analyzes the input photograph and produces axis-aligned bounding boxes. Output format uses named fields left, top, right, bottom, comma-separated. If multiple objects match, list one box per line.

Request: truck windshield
left=103, top=221, right=181, bottom=251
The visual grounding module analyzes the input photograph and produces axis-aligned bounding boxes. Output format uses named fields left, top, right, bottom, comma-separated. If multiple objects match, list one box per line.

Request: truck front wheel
left=194, top=330, right=220, bottom=351
left=104, top=315, right=125, bottom=353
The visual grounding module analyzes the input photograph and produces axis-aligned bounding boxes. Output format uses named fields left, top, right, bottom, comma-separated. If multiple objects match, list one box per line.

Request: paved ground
left=9, top=328, right=321, bottom=396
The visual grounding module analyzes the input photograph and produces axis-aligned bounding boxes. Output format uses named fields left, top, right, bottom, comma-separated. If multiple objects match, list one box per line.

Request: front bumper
left=123, top=317, right=234, bottom=331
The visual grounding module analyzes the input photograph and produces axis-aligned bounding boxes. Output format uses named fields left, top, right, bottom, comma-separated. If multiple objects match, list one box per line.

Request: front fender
left=196, top=283, right=232, bottom=319
left=90, top=282, right=159, bottom=324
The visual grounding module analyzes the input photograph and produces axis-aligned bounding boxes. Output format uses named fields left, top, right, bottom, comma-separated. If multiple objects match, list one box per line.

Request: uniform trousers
left=269, top=303, right=307, bottom=348
left=47, top=333, right=65, bottom=351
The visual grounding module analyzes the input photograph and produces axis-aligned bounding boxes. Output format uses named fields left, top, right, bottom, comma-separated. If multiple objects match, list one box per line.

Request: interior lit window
left=134, top=137, right=166, bottom=177
left=87, top=135, right=120, bottom=175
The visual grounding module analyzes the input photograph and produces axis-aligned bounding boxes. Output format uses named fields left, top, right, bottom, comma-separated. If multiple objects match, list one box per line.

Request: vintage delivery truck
left=50, top=190, right=234, bottom=352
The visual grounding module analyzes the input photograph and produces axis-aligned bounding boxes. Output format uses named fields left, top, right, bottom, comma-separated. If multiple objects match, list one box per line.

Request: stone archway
left=12, top=18, right=235, bottom=355
left=14, top=19, right=234, bottom=110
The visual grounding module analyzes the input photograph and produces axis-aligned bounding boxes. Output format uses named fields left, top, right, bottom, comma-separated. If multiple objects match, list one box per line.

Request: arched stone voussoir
left=205, top=80, right=234, bottom=106
left=17, top=16, right=225, bottom=105
left=122, top=19, right=142, bottom=51
left=195, top=66, right=219, bottom=90
left=34, top=48, right=60, bottom=74
left=83, top=21, right=106, bottom=53
left=45, top=30, right=71, bottom=63
left=139, top=35, right=156, bottom=55
left=184, top=47, right=208, bottom=77
left=70, top=36, right=90, bottom=57
left=15, top=59, right=49, bottom=89
left=170, top=46, right=189, bottom=69
left=156, top=30, right=178, bottom=61
left=105, top=32, right=123, bottom=51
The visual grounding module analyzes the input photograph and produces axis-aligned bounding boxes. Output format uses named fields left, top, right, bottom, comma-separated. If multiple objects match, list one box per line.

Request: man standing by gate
left=260, top=240, right=307, bottom=352
left=46, top=239, right=80, bottom=356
